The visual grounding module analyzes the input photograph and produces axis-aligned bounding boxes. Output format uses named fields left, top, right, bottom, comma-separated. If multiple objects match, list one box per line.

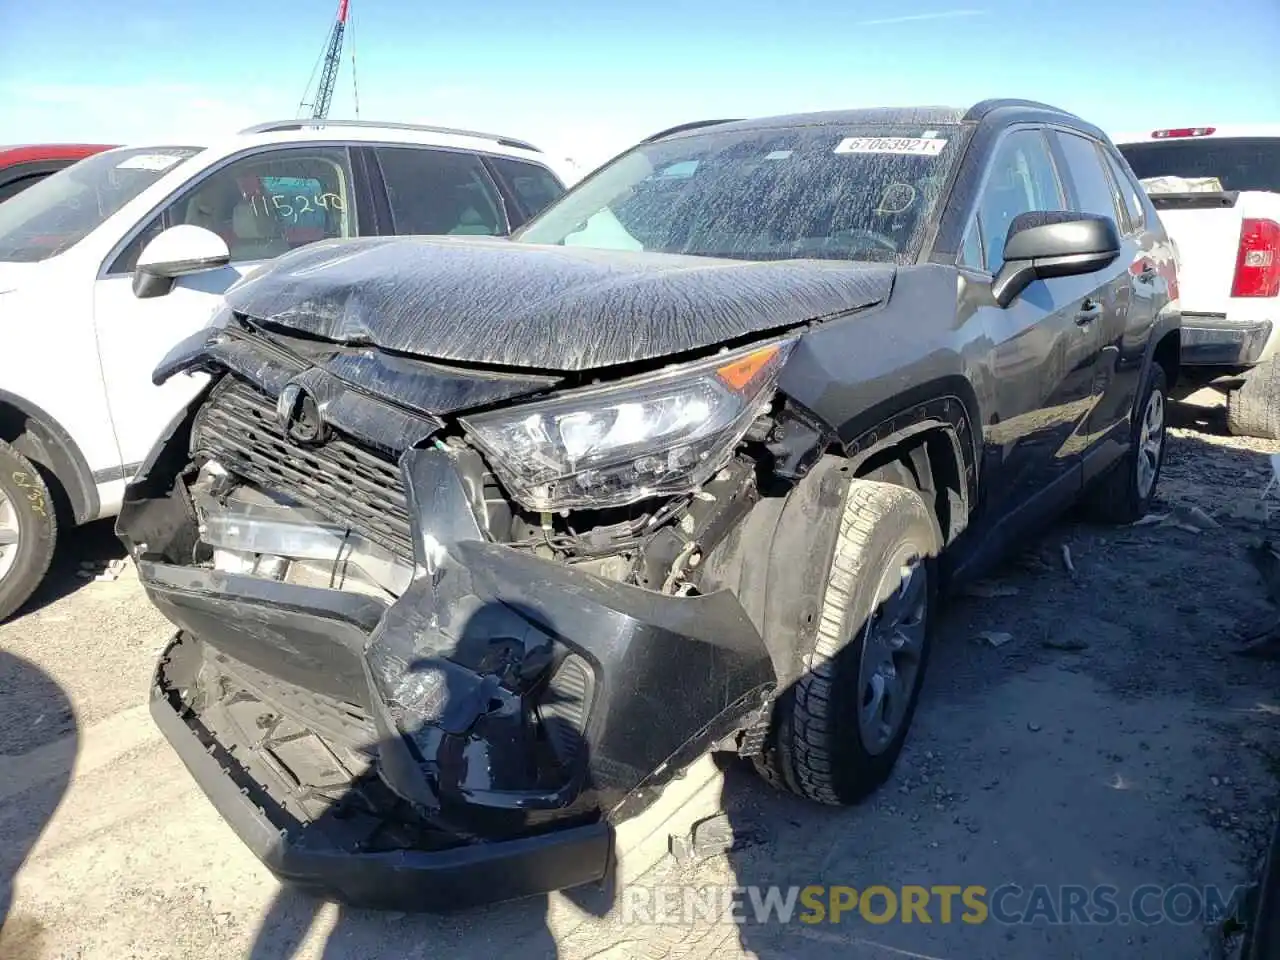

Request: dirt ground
left=2, top=396, right=1279, bottom=960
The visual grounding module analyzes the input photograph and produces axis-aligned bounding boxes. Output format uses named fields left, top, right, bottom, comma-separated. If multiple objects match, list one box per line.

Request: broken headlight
left=461, top=338, right=795, bottom=511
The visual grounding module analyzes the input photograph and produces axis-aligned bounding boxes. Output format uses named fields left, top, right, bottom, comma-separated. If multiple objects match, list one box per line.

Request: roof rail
left=964, top=99, right=1075, bottom=122
left=238, top=119, right=542, bottom=152
left=642, top=118, right=742, bottom=143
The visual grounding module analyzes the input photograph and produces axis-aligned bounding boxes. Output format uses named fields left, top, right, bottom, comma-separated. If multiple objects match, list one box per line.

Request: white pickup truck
left=1115, top=126, right=1280, bottom=437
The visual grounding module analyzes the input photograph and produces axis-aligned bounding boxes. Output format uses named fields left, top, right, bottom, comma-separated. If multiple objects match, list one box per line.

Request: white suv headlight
left=461, top=338, right=796, bottom=512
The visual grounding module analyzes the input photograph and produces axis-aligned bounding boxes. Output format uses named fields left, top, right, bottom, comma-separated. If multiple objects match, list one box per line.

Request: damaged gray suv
left=119, top=99, right=1181, bottom=910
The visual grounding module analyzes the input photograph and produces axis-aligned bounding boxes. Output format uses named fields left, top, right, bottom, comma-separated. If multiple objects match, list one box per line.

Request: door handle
left=1076, top=299, right=1102, bottom=325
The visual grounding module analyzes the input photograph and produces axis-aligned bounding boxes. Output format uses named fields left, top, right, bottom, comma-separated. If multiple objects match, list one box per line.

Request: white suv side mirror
left=133, top=225, right=231, bottom=299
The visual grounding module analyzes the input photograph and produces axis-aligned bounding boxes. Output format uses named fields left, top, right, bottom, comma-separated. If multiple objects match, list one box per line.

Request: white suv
left=0, top=119, right=573, bottom=619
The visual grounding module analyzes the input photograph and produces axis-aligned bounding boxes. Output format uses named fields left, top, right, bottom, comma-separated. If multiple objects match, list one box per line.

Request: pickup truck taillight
left=1232, top=219, right=1280, bottom=298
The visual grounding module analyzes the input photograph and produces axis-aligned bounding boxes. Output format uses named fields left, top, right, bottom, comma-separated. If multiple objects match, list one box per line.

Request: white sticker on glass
left=116, top=154, right=185, bottom=171
left=834, top=137, right=948, bottom=156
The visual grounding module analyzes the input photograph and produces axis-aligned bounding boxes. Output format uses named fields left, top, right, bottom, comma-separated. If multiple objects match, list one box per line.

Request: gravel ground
left=2, top=405, right=1279, bottom=960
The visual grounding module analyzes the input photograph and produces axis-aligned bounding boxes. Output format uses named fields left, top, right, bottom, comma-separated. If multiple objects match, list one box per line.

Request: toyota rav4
left=119, top=99, right=1180, bottom=911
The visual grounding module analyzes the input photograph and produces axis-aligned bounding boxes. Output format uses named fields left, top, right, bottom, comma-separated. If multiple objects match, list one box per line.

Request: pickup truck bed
left=1117, top=128, right=1280, bottom=437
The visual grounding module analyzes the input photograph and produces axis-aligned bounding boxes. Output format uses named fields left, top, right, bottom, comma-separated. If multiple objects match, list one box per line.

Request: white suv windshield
left=515, top=124, right=963, bottom=263
left=0, top=146, right=203, bottom=262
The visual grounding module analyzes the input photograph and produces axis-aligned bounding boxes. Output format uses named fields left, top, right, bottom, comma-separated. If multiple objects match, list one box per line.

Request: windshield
left=1118, top=137, right=1280, bottom=193
left=515, top=124, right=964, bottom=263
left=0, top=145, right=203, bottom=262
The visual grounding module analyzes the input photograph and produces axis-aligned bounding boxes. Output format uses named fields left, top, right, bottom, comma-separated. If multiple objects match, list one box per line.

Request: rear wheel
left=1227, top=358, right=1280, bottom=440
left=1084, top=364, right=1167, bottom=525
left=753, top=478, right=939, bottom=805
left=0, top=440, right=58, bottom=622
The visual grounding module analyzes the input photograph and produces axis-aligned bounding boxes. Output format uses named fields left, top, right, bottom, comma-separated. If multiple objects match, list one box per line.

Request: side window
left=109, top=147, right=355, bottom=274
left=1102, top=149, right=1147, bottom=232
left=486, top=155, right=565, bottom=224
left=1055, top=132, right=1123, bottom=223
left=958, top=218, right=985, bottom=270
left=975, top=129, right=1064, bottom=268
left=376, top=147, right=506, bottom=237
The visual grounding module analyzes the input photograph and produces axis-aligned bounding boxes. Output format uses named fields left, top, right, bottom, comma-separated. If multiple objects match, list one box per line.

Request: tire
left=1084, top=364, right=1168, bottom=525
left=0, top=440, right=58, bottom=622
left=753, top=478, right=940, bottom=805
left=1227, top=357, right=1280, bottom=440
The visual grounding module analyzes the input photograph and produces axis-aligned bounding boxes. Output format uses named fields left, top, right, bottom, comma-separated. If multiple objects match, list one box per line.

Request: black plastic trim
left=0, top=388, right=100, bottom=524
left=150, top=633, right=611, bottom=911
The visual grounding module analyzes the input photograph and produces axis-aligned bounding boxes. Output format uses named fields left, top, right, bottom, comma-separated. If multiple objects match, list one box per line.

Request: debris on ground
left=961, top=581, right=1021, bottom=599
left=86, top=558, right=132, bottom=583
left=976, top=630, right=1014, bottom=648
left=1060, top=543, right=1076, bottom=574
left=669, top=813, right=762, bottom=866
left=1132, top=503, right=1222, bottom=533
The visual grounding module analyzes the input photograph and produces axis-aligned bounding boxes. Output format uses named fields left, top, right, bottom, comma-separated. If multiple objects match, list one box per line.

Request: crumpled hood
left=224, top=235, right=895, bottom=372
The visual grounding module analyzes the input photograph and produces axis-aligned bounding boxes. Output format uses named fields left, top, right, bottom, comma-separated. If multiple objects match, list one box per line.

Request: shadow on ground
left=12, top=519, right=127, bottom=620
left=0, top=652, right=76, bottom=960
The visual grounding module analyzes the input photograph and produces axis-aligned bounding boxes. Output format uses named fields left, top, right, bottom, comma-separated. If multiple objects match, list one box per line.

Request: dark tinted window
left=517, top=125, right=964, bottom=263
left=1056, top=132, right=1121, bottom=221
left=109, top=147, right=355, bottom=274
left=377, top=147, right=505, bottom=236
left=0, top=174, right=43, bottom=204
left=975, top=129, right=1064, bottom=268
left=487, top=156, right=564, bottom=223
left=1118, top=137, right=1280, bottom=192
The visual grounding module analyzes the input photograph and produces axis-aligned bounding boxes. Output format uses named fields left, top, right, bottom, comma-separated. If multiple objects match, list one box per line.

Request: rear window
left=1118, top=137, right=1280, bottom=193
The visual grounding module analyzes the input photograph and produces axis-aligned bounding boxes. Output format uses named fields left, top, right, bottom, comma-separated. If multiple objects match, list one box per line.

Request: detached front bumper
left=127, top=436, right=773, bottom=910
left=152, top=630, right=612, bottom=911
left=1180, top=313, right=1273, bottom=367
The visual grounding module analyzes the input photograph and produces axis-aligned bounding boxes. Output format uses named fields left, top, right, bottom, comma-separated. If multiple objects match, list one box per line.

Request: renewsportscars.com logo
left=619, top=883, right=1249, bottom=926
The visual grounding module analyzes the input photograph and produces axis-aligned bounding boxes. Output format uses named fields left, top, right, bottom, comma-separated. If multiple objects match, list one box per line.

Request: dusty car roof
left=662, top=106, right=969, bottom=140
left=654, top=100, right=1084, bottom=143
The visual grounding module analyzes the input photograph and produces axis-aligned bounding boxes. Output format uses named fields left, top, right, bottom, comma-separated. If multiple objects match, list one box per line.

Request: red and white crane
left=297, top=0, right=356, bottom=121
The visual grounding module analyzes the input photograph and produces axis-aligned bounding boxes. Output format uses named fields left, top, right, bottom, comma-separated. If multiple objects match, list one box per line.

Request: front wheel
left=0, top=440, right=58, bottom=622
left=753, top=479, right=940, bottom=805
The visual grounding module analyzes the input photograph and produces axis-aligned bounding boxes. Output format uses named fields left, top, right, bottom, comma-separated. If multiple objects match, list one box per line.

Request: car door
left=1092, top=142, right=1171, bottom=472
left=957, top=127, right=1103, bottom=526
left=370, top=145, right=510, bottom=237
left=92, top=145, right=363, bottom=473
left=1049, top=129, right=1149, bottom=476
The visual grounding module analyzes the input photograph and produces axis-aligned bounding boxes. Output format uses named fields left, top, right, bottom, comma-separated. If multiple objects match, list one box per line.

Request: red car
left=0, top=143, right=116, bottom=203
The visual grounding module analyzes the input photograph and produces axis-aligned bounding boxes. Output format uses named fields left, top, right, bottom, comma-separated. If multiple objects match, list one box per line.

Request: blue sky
left=1, top=0, right=1278, bottom=170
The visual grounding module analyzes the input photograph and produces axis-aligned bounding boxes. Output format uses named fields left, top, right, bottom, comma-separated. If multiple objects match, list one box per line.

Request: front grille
left=192, top=377, right=414, bottom=559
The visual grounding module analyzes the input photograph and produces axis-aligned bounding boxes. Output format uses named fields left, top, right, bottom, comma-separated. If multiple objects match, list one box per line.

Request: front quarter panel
left=780, top=263, right=986, bottom=478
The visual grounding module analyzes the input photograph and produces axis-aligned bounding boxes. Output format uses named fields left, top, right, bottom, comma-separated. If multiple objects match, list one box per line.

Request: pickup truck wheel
left=1084, top=365, right=1168, bottom=525
left=0, top=440, right=58, bottom=622
left=1227, top=358, right=1280, bottom=440
left=753, top=479, right=939, bottom=805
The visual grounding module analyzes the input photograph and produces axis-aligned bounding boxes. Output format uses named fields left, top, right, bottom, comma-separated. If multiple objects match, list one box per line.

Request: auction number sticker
left=834, top=136, right=948, bottom=156
left=116, top=154, right=186, bottom=171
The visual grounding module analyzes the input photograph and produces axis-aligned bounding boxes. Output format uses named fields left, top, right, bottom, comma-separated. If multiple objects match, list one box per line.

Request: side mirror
left=133, top=225, right=231, bottom=299
left=991, top=212, right=1121, bottom=307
